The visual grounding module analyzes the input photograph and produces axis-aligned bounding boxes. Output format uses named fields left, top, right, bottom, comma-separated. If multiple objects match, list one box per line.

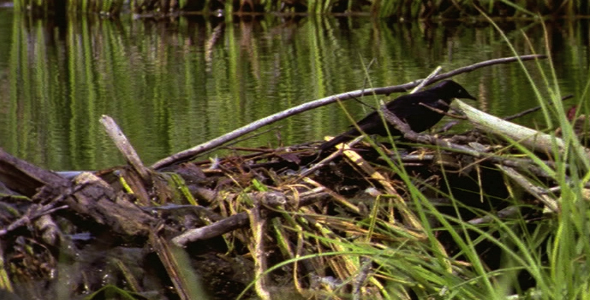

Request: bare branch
left=152, top=54, right=546, bottom=169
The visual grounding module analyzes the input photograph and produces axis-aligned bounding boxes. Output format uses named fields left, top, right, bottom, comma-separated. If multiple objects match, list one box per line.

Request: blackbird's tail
left=319, top=128, right=359, bottom=151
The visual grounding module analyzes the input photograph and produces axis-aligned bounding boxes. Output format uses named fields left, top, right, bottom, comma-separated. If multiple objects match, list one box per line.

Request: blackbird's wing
left=383, top=90, right=443, bottom=117
left=352, top=93, right=418, bottom=124
left=388, top=91, right=452, bottom=132
left=353, top=91, right=440, bottom=133
left=320, top=90, right=448, bottom=150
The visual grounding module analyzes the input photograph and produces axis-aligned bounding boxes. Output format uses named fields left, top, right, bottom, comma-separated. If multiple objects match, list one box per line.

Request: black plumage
left=320, top=80, right=476, bottom=151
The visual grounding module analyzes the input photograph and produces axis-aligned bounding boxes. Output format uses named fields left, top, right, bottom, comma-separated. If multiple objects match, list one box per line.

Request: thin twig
left=410, top=66, right=442, bottom=93
left=503, top=94, right=574, bottom=121
left=420, top=101, right=467, bottom=120
left=381, top=107, right=483, bottom=157
left=468, top=206, right=521, bottom=225
left=352, top=257, right=373, bottom=300
left=496, top=165, right=559, bottom=213
left=171, top=188, right=329, bottom=246
left=249, top=202, right=271, bottom=300
left=0, top=204, right=68, bottom=237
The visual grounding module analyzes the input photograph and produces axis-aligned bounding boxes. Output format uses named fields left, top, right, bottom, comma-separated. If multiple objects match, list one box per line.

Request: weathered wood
left=100, top=115, right=152, bottom=183
left=456, top=100, right=590, bottom=159
left=63, top=172, right=160, bottom=237
left=0, top=148, right=160, bottom=238
left=149, top=229, right=208, bottom=300
left=0, top=148, right=68, bottom=197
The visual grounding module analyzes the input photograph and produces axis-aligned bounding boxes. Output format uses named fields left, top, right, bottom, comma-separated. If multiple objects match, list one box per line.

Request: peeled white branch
left=456, top=100, right=565, bottom=154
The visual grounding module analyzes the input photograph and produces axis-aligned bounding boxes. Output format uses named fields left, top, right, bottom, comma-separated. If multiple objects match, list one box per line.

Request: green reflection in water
left=0, top=12, right=588, bottom=170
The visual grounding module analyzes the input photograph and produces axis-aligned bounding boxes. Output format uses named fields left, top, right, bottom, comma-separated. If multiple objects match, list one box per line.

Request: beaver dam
left=1, top=55, right=589, bottom=300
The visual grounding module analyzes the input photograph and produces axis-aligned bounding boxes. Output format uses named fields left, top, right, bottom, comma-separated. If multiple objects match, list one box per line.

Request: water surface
left=0, top=11, right=587, bottom=170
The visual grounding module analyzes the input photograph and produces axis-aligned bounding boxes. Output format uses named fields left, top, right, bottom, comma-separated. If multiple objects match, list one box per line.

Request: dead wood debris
left=0, top=114, right=580, bottom=299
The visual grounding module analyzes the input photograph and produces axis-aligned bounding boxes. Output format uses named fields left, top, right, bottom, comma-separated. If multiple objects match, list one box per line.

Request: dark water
left=0, top=10, right=588, bottom=170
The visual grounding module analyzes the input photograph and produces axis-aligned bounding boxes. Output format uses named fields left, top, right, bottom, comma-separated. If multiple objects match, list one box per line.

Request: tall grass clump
left=395, top=23, right=589, bottom=297
left=362, top=15, right=590, bottom=299
left=234, top=14, right=590, bottom=300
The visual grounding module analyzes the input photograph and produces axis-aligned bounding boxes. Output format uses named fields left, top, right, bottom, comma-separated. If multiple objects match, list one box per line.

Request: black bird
left=320, top=80, right=476, bottom=151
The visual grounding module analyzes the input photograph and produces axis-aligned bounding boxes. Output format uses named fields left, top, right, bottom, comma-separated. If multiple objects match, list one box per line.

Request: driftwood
left=458, top=100, right=566, bottom=154
left=0, top=148, right=161, bottom=238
